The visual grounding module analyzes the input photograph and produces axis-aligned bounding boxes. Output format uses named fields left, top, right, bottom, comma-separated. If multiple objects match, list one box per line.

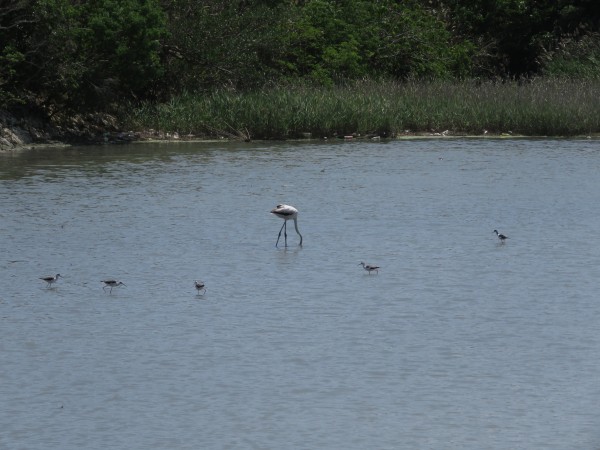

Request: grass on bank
left=122, top=79, right=600, bottom=139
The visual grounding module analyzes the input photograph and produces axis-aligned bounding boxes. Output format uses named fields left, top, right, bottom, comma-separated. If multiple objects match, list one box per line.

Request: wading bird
left=493, top=229, right=508, bottom=243
left=101, top=280, right=125, bottom=293
left=359, top=262, right=380, bottom=274
left=40, top=273, right=61, bottom=288
left=194, top=280, right=206, bottom=295
left=271, top=204, right=303, bottom=247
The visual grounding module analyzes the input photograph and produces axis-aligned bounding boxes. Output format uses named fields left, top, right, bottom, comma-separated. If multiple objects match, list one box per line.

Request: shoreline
left=1, top=110, right=597, bottom=154
left=2, top=130, right=597, bottom=153
left=3, top=79, right=599, bottom=153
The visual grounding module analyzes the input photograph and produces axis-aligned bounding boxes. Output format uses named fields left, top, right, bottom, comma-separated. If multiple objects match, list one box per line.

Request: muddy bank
left=2, top=108, right=595, bottom=152
left=0, top=110, right=50, bottom=151
left=0, top=108, right=246, bottom=152
left=0, top=109, right=142, bottom=151
left=0, top=108, right=494, bottom=152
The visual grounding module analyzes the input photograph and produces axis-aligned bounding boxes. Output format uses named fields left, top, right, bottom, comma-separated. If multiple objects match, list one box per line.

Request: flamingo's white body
left=40, top=273, right=61, bottom=288
left=271, top=204, right=303, bottom=247
left=359, top=262, right=380, bottom=274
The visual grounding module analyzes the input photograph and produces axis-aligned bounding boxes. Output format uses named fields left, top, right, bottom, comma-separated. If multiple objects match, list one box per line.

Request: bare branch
left=0, top=0, right=37, bottom=31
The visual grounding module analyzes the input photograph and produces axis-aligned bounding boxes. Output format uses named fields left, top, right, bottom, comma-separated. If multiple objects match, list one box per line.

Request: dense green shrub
left=160, top=0, right=293, bottom=93
left=540, top=33, right=600, bottom=79
left=0, top=0, right=167, bottom=111
left=1, top=0, right=599, bottom=117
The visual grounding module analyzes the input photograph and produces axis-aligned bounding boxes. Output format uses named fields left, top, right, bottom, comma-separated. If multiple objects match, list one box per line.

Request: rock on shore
left=0, top=109, right=140, bottom=151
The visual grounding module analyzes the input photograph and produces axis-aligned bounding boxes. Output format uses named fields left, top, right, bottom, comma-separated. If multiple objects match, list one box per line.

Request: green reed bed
left=124, top=78, right=600, bottom=139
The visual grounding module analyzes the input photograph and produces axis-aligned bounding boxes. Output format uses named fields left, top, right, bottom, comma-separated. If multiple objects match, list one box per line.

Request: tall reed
left=123, top=78, right=600, bottom=139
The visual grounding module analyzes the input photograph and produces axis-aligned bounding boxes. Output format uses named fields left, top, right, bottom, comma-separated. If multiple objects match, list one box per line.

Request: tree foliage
left=1, top=0, right=166, bottom=111
left=435, top=0, right=600, bottom=76
left=1, top=0, right=599, bottom=112
left=160, top=0, right=291, bottom=93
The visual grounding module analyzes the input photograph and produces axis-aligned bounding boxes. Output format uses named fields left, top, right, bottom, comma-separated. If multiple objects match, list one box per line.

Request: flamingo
left=101, top=279, right=125, bottom=293
left=359, top=262, right=380, bottom=274
left=194, top=280, right=206, bottom=295
left=493, top=229, right=508, bottom=243
left=40, top=273, right=61, bottom=288
left=270, top=204, right=303, bottom=247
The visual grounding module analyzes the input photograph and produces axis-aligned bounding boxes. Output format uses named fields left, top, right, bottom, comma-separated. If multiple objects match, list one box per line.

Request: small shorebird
left=40, top=273, right=61, bottom=288
left=359, top=262, right=380, bottom=274
left=493, top=229, right=508, bottom=243
left=101, top=280, right=125, bottom=293
left=194, top=280, right=206, bottom=295
left=270, top=204, right=303, bottom=247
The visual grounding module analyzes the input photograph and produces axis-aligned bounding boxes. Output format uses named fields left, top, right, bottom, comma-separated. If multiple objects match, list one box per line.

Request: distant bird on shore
left=40, top=273, right=61, bottom=288
left=494, top=229, right=508, bottom=243
left=101, top=280, right=125, bottom=294
left=359, top=262, right=380, bottom=274
left=270, top=204, right=303, bottom=247
left=194, top=280, right=206, bottom=295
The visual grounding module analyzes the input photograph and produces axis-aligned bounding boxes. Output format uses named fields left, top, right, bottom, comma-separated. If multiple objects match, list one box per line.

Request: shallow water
left=1, top=138, right=600, bottom=449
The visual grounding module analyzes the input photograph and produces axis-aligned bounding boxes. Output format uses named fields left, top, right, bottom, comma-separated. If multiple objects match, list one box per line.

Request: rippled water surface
left=1, top=138, right=600, bottom=449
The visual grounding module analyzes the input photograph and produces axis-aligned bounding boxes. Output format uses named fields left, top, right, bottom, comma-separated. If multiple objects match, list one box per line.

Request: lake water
left=1, top=138, right=600, bottom=449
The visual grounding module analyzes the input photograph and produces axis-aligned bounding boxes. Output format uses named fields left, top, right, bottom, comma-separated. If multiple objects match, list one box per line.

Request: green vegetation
left=1, top=0, right=166, bottom=110
left=1, top=0, right=599, bottom=137
left=124, top=78, right=600, bottom=138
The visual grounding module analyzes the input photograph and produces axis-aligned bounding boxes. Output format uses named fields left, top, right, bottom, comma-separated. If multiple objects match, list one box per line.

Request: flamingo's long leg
left=293, top=218, right=302, bottom=246
left=276, top=221, right=286, bottom=247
